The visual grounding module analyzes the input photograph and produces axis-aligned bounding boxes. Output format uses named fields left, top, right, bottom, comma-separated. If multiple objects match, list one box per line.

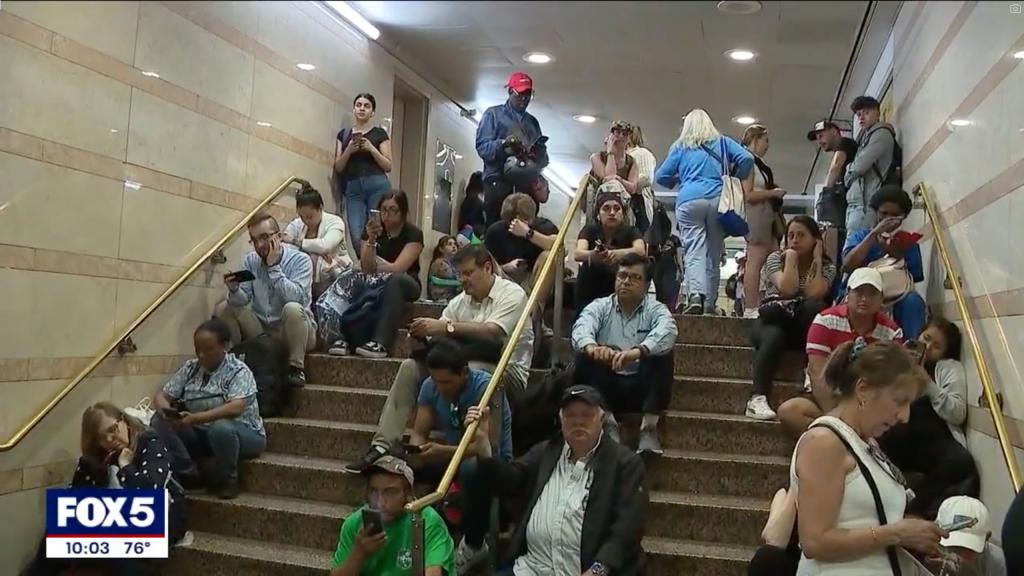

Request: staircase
left=165, top=302, right=806, bottom=575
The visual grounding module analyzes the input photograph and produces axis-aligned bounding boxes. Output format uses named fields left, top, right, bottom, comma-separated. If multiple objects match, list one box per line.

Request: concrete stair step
left=304, top=355, right=550, bottom=392
left=163, top=531, right=331, bottom=576
left=264, top=411, right=794, bottom=462
left=166, top=531, right=754, bottom=576
left=291, top=377, right=803, bottom=424
left=241, top=448, right=789, bottom=507
left=185, top=488, right=764, bottom=561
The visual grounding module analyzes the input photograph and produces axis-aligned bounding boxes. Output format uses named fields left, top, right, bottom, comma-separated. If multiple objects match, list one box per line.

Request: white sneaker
left=746, top=395, right=777, bottom=421
left=743, top=308, right=760, bottom=319
left=454, top=537, right=488, bottom=573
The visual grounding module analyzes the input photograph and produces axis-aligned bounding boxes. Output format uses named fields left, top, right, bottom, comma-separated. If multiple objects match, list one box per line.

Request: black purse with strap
left=812, top=422, right=903, bottom=576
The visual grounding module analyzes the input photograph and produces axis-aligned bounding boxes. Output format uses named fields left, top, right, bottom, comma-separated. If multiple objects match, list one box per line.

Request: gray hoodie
left=844, top=121, right=896, bottom=212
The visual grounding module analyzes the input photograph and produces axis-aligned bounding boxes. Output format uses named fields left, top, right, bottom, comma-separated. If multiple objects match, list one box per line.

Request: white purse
left=867, top=256, right=914, bottom=303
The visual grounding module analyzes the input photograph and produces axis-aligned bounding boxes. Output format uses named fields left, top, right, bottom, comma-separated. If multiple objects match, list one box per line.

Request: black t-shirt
left=363, top=223, right=424, bottom=278
left=579, top=223, right=642, bottom=251
left=484, top=217, right=559, bottom=267
left=338, top=126, right=390, bottom=181
left=837, top=137, right=858, bottom=177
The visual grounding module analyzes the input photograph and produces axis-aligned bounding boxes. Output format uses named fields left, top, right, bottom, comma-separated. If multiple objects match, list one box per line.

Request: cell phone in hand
left=161, top=407, right=183, bottom=420
left=402, top=443, right=423, bottom=455
left=362, top=508, right=385, bottom=535
left=224, top=270, right=256, bottom=283
left=938, top=515, right=978, bottom=532
left=905, top=340, right=927, bottom=365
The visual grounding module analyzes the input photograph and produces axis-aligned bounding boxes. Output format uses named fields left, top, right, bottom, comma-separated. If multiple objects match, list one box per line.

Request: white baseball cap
left=847, top=267, right=884, bottom=292
left=937, top=496, right=990, bottom=553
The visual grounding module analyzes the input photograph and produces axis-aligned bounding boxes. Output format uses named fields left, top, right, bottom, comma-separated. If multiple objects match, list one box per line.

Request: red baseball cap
left=505, top=72, right=534, bottom=94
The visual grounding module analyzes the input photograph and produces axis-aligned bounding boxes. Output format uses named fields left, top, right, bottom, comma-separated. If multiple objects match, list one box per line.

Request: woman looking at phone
left=334, top=92, right=393, bottom=253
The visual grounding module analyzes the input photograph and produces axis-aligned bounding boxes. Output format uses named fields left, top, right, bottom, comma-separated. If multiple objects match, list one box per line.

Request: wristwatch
left=526, top=228, right=536, bottom=240
left=445, top=319, right=455, bottom=335
left=589, top=562, right=609, bottom=576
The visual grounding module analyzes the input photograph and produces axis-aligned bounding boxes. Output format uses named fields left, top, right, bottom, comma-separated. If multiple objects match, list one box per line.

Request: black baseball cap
left=806, top=118, right=841, bottom=141
left=560, top=385, right=607, bottom=409
left=851, top=95, right=881, bottom=112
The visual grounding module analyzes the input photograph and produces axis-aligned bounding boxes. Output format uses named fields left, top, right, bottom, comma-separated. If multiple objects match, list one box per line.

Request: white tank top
left=790, top=416, right=913, bottom=575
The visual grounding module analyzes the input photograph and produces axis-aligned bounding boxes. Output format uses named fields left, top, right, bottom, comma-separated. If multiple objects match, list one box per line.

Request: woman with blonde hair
left=740, top=124, right=788, bottom=318
left=656, top=109, right=754, bottom=314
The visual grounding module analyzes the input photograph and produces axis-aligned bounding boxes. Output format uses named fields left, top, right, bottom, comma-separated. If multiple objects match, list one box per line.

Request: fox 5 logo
left=47, top=488, right=167, bottom=536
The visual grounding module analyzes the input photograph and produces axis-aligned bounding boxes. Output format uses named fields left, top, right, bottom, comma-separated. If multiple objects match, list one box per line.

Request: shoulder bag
left=702, top=140, right=748, bottom=238
left=867, top=256, right=914, bottom=304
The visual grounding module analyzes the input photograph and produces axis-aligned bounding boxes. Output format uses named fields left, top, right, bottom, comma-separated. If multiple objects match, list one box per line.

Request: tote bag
left=703, top=140, right=748, bottom=237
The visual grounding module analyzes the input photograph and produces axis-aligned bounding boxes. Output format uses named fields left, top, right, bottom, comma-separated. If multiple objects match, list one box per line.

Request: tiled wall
left=891, top=0, right=1024, bottom=534
left=0, top=1, right=479, bottom=568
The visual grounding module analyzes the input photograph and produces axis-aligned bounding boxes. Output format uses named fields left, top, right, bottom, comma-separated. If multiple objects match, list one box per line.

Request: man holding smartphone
left=330, top=456, right=455, bottom=576
left=216, top=211, right=316, bottom=387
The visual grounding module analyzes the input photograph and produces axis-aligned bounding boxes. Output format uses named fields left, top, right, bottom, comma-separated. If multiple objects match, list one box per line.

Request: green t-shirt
left=331, top=506, right=456, bottom=576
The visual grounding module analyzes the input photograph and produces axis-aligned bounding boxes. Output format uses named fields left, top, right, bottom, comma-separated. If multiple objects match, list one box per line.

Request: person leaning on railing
left=329, top=456, right=455, bottom=576
left=571, top=252, right=677, bottom=456
left=464, top=385, right=648, bottom=576
left=216, top=210, right=316, bottom=388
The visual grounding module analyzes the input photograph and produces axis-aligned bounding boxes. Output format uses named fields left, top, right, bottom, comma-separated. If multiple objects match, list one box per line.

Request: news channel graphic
left=46, top=488, right=169, bottom=559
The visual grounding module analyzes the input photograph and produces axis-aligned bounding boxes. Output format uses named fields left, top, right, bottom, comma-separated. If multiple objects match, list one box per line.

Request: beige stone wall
left=890, top=0, right=1024, bottom=534
left=0, top=1, right=478, bottom=569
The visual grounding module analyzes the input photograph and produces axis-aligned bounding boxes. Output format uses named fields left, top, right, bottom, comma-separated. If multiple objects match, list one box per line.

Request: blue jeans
left=155, top=414, right=266, bottom=485
left=343, top=174, right=391, bottom=253
left=676, top=197, right=723, bottom=310
left=845, top=203, right=876, bottom=234
left=892, top=290, right=927, bottom=340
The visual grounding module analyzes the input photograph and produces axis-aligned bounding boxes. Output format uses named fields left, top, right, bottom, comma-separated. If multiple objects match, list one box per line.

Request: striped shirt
left=514, top=441, right=599, bottom=576
left=805, top=304, right=903, bottom=358
left=759, top=251, right=837, bottom=300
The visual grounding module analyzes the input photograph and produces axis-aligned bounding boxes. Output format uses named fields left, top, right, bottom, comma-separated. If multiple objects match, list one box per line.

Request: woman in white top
left=283, top=184, right=351, bottom=298
left=792, top=339, right=945, bottom=575
left=626, top=125, right=657, bottom=232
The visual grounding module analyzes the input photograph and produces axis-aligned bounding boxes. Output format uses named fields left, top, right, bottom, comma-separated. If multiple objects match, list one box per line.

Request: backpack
left=725, top=273, right=739, bottom=300
left=233, top=334, right=290, bottom=418
left=644, top=203, right=673, bottom=254
left=869, top=126, right=903, bottom=187
left=510, top=362, right=574, bottom=456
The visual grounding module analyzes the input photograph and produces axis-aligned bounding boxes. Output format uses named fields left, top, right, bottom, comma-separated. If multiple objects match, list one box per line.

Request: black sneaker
left=287, top=367, right=306, bottom=388
left=218, top=478, right=240, bottom=500
left=343, top=444, right=389, bottom=475
left=178, top=468, right=205, bottom=491
left=682, top=294, right=704, bottom=315
left=355, top=342, right=388, bottom=359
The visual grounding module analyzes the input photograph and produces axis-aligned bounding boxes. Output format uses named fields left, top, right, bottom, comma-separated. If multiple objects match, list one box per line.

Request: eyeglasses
left=866, top=442, right=907, bottom=487
left=379, top=206, right=401, bottom=216
left=616, top=271, right=644, bottom=283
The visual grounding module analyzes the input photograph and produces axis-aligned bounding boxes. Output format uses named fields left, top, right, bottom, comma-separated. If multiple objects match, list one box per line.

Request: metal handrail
left=406, top=184, right=587, bottom=513
left=915, top=182, right=1022, bottom=491
left=0, top=176, right=303, bottom=452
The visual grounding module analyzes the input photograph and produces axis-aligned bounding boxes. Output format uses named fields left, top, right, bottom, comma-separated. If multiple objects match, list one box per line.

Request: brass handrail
left=406, top=183, right=587, bottom=513
left=0, top=176, right=303, bottom=452
left=915, top=182, right=1022, bottom=491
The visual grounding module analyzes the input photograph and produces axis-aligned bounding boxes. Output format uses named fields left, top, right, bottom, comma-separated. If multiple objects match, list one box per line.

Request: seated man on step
left=330, top=455, right=456, bottom=576
left=777, top=267, right=903, bottom=438
left=217, top=211, right=316, bottom=388
left=345, top=244, right=533, bottom=473
left=465, top=385, right=648, bottom=576
left=571, top=252, right=677, bottom=455
left=408, top=338, right=513, bottom=573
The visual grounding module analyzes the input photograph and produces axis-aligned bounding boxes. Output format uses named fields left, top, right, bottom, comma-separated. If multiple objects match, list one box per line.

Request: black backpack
left=233, top=334, right=290, bottom=418
left=510, top=362, right=574, bottom=456
left=869, top=125, right=903, bottom=187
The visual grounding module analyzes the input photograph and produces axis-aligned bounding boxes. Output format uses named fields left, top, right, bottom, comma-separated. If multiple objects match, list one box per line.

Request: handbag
left=758, top=297, right=803, bottom=325
left=703, top=140, right=748, bottom=237
left=813, top=422, right=903, bottom=576
left=867, top=256, right=914, bottom=303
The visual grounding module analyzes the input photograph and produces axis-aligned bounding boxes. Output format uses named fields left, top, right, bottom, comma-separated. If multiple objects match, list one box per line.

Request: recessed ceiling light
left=733, top=115, right=757, bottom=125
left=573, top=114, right=598, bottom=124
left=949, top=118, right=973, bottom=127
left=140, top=70, right=160, bottom=78
left=256, top=121, right=273, bottom=128
left=725, top=49, right=757, bottom=62
left=110, top=129, right=119, bottom=134
left=717, top=1, right=763, bottom=15
left=296, top=63, right=316, bottom=71
left=1013, top=50, right=1024, bottom=60
left=523, top=52, right=554, bottom=64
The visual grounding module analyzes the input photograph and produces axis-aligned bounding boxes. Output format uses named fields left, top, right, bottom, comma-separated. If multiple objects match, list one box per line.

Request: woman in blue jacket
left=656, top=109, right=754, bottom=314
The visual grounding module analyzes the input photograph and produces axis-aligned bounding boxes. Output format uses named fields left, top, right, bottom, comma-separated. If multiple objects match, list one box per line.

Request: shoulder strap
left=699, top=143, right=727, bottom=175
left=812, top=422, right=903, bottom=576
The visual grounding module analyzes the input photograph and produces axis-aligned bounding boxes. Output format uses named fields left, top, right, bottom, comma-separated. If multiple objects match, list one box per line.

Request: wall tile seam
left=0, top=355, right=184, bottom=383
left=0, top=458, right=78, bottom=496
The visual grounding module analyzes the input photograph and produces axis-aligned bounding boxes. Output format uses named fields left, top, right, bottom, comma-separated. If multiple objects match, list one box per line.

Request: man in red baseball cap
left=475, top=71, right=549, bottom=224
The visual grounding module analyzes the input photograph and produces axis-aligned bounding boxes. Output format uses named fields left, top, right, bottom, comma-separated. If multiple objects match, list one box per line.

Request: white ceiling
left=355, top=1, right=868, bottom=195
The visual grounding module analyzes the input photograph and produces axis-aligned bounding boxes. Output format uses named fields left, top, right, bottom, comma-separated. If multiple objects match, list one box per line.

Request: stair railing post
left=551, top=245, right=565, bottom=368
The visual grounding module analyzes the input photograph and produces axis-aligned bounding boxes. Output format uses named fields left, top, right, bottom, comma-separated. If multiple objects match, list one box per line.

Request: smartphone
left=402, top=443, right=423, bottom=455
left=905, top=340, right=928, bottom=365
left=938, top=516, right=978, bottom=532
left=362, top=508, right=384, bottom=535
left=224, top=270, right=256, bottom=283
left=161, top=407, right=183, bottom=420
